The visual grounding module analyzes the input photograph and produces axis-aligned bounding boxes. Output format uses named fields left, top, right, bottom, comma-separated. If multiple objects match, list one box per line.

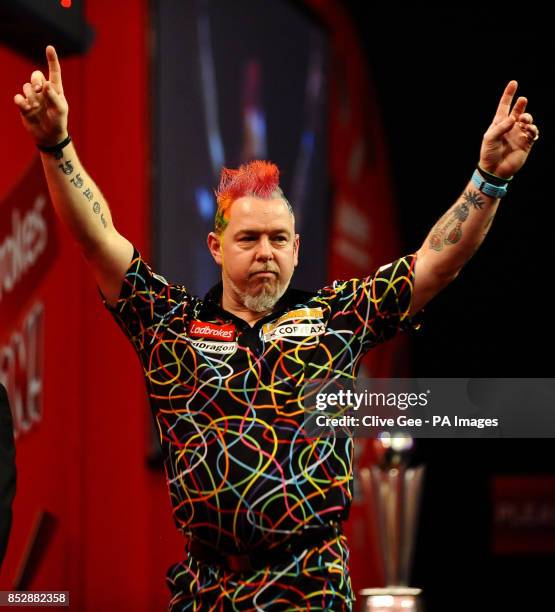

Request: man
left=0, top=383, right=16, bottom=568
left=14, top=46, right=538, bottom=610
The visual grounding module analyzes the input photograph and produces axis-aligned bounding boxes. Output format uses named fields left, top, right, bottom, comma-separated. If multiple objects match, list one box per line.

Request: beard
left=242, top=283, right=286, bottom=312
left=228, top=273, right=288, bottom=313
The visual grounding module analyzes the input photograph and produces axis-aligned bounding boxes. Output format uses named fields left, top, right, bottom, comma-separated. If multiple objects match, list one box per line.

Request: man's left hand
left=479, top=80, right=539, bottom=179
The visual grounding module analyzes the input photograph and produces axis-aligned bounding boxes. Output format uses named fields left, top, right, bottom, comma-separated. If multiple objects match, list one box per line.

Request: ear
left=293, top=233, right=300, bottom=267
left=207, top=232, right=223, bottom=266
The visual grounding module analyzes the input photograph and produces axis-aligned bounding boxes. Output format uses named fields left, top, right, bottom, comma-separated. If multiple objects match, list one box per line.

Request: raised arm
left=411, top=80, right=539, bottom=315
left=13, top=45, right=133, bottom=306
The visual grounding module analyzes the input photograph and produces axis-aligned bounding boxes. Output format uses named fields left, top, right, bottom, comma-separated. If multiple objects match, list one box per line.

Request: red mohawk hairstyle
left=214, top=160, right=291, bottom=233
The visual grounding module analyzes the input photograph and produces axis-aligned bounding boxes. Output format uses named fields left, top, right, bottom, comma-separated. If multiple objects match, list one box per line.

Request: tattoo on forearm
left=90, top=197, right=108, bottom=229
left=60, top=167, right=109, bottom=229
left=462, top=190, right=484, bottom=210
left=92, top=200, right=108, bottom=229
left=429, top=205, right=464, bottom=251
left=70, top=173, right=84, bottom=188
left=55, top=150, right=111, bottom=229
left=429, top=189, right=486, bottom=251
left=58, top=160, right=74, bottom=175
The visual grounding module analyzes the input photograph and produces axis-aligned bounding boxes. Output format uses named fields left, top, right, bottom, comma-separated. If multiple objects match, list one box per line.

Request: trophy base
left=359, top=587, right=423, bottom=611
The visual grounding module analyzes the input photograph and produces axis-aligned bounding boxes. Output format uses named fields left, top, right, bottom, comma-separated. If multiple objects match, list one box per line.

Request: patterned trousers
left=166, top=533, right=354, bottom=611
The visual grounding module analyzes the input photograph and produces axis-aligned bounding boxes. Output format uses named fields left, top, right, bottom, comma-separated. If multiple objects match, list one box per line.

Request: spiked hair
left=214, top=160, right=292, bottom=234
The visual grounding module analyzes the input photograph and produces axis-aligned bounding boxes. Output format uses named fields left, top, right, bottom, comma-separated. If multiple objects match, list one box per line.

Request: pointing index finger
left=46, top=45, right=63, bottom=93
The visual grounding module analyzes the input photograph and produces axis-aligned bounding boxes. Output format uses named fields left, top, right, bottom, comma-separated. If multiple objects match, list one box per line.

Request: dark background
left=347, top=2, right=553, bottom=377
left=343, top=3, right=554, bottom=609
left=153, top=0, right=331, bottom=297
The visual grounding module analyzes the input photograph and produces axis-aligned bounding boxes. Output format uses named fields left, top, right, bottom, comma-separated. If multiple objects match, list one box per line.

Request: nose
left=255, top=236, right=273, bottom=261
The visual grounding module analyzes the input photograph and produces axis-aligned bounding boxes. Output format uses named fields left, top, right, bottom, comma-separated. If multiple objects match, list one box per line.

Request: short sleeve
left=101, top=247, right=187, bottom=351
left=325, top=253, right=418, bottom=350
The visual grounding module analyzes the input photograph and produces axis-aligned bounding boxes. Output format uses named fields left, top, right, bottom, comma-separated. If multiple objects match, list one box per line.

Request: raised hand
left=13, top=45, right=69, bottom=147
left=479, top=81, right=539, bottom=179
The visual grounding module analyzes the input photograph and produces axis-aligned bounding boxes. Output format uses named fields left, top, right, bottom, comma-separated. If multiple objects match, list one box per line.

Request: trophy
left=358, top=433, right=425, bottom=611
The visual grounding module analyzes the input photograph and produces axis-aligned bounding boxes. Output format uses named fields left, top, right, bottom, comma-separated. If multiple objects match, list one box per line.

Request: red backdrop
left=0, top=2, right=182, bottom=610
left=1, top=0, right=408, bottom=608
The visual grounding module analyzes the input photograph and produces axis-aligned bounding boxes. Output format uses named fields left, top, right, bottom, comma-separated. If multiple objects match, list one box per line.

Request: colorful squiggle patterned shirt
left=103, top=249, right=416, bottom=608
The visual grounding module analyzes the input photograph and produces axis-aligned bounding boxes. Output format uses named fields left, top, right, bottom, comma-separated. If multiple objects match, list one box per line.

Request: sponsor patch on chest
left=262, top=307, right=324, bottom=336
left=262, top=307, right=326, bottom=341
left=263, top=322, right=326, bottom=341
left=188, top=320, right=236, bottom=341
left=189, top=339, right=238, bottom=354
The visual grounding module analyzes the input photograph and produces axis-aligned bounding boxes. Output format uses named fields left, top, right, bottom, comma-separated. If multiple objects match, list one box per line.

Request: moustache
left=249, top=266, right=279, bottom=277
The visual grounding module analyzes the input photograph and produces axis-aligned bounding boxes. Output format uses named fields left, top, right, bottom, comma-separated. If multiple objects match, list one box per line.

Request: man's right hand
left=12, top=44, right=134, bottom=305
left=13, top=45, right=69, bottom=147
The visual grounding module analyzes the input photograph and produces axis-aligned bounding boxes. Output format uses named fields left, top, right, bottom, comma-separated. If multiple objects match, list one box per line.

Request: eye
left=272, top=235, right=288, bottom=243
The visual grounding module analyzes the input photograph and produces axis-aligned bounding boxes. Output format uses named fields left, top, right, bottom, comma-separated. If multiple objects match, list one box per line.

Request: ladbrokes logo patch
left=188, top=320, right=236, bottom=341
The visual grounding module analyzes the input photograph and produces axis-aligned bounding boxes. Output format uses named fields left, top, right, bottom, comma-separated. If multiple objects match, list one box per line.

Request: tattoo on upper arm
left=429, top=189, right=486, bottom=251
left=100, top=213, right=107, bottom=228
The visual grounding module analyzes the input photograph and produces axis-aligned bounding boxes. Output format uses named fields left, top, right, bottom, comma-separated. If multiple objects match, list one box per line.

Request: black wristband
left=476, top=164, right=512, bottom=186
left=37, top=134, right=72, bottom=159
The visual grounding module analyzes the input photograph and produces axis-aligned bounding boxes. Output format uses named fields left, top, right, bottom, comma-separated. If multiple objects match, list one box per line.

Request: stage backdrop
left=1, top=0, right=408, bottom=608
left=1, top=1, right=183, bottom=610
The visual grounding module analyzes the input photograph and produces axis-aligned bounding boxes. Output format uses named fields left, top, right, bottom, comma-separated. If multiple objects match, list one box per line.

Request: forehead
left=227, top=196, right=294, bottom=232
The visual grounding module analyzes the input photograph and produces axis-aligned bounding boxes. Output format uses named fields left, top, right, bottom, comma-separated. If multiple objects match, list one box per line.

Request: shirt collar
left=202, top=281, right=315, bottom=322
